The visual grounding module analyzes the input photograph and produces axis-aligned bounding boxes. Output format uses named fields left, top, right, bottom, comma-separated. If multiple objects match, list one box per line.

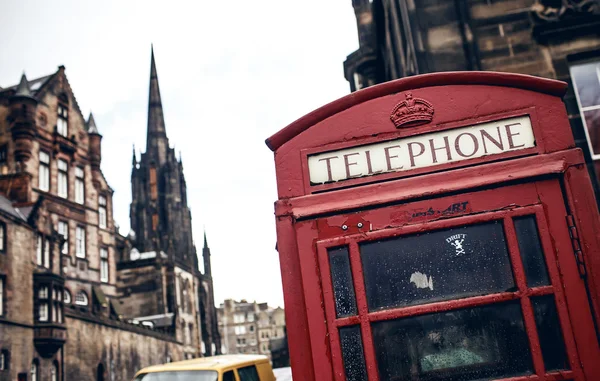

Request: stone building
left=344, top=0, right=600, bottom=202
left=0, top=48, right=219, bottom=381
left=217, top=300, right=285, bottom=361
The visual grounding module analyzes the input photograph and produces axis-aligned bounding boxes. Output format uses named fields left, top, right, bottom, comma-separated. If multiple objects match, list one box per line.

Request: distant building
left=344, top=0, right=600, bottom=203
left=0, top=48, right=219, bottom=381
left=217, top=299, right=286, bottom=362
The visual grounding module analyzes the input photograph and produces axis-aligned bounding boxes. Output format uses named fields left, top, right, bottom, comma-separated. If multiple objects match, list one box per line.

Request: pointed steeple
left=202, top=229, right=212, bottom=276
left=14, top=73, right=33, bottom=98
left=132, top=144, right=137, bottom=165
left=87, top=112, right=99, bottom=134
left=146, top=45, right=168, bottom=164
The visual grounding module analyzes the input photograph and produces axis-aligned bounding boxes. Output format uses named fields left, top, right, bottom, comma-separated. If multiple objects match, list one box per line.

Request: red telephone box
left=266, top=72, right=600, bottom=381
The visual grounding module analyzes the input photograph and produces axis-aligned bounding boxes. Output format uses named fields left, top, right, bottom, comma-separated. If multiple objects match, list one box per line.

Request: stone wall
left=63, top=315, right=183, bottom=381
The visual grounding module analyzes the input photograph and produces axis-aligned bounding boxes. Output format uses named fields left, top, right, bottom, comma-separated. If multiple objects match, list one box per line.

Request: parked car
left=132, top=354, right=276, bottom=381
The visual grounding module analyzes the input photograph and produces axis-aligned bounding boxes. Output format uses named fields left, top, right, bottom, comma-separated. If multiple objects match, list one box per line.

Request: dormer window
left=57, top=104, right=68, bottom=137
left=75, top=290, right=88, bottom=306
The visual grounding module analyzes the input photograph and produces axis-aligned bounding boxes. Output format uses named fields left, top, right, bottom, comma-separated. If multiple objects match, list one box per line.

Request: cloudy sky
left=0, top=0, right=358, bottom=308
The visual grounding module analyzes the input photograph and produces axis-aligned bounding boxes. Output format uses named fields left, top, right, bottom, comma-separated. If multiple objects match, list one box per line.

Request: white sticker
left=446, top=233, right=467, bottom=256
left=410, top=272, right=434, bottom=290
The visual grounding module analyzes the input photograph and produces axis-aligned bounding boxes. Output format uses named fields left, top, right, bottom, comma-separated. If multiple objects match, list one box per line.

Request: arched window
left=97, top=363, right=105, bottom=381
left=75, top=291, right=88, bottom=306
left=64, top=289, right=72, bottom=304
left=30, top=359, right=39, bottom=381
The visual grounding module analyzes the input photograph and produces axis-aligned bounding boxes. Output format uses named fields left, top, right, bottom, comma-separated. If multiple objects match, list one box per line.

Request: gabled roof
left=1, top=67, right=86, bottom=129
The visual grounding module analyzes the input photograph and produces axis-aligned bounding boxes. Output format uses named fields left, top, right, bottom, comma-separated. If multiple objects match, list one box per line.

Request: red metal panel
left=563, top=165, right=600, bottom=329
left=270, top=77, right=571, bottom=199
left=273, top=216, right=315, bottom=381
left=275, top=150, right=581, bottom=220
left=266, top=72, right=567, bottom=152
left=504, top=216, right=546, bottom=377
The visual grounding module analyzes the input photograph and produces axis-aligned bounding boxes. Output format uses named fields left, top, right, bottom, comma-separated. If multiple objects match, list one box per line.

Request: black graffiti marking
left=411, top=201, right=470, bottom=218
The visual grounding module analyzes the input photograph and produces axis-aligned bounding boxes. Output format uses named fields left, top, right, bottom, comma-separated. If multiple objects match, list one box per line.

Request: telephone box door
left=298, top=179, right=600, bottom=381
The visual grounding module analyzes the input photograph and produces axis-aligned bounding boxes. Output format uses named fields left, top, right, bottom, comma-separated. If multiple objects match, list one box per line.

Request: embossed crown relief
left=390, top=92, right=434, bottom=128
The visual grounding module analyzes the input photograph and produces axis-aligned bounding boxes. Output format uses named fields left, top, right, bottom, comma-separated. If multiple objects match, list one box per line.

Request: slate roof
left=0, top=73, right=53, bottom=97
left=0, top=194, right=29, bottom=221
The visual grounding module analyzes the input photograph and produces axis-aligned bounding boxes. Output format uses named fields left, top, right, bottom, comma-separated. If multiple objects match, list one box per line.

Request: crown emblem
left=390, top=93, right=434, bottom=128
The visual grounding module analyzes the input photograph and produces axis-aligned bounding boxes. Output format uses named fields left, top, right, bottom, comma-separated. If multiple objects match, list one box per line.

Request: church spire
left=146, top=45, right=168, bottom=164
left=202, top=229, right=212, bottom=276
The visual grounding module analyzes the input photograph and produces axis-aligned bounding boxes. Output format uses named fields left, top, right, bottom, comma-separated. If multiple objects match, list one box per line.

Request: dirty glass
left=222, top=371, right=235, bottom=381
left=339, top=325, right=368, bottom=381
left=133, top=371, right=218, bottom=381
left=514, top=216, right=550, bottom=287
left=360, top=221, right=515, bottom=311
left=238, top=365, right=260, bottom=381
left=328, top=246, right=357, bottom=317
left=532, top=295, right=569, bottom=371
left=371, top=301, right=532, bottom=381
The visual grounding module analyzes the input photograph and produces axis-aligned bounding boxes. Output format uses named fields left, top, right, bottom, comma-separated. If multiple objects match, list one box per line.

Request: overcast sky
left=0, top=0, right=358, bottom=308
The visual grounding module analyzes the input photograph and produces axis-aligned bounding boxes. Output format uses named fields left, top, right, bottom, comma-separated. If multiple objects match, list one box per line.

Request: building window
left=0, top=349, right=9, bottom=371
left=75, top=291, right=88, bottom=306
left=182, top=286, right=189, bottom=313
left=98, top=196, right=107, bottom=229
left=58, top=221, right=68, bottom=255
left=44, top=239, right=50, bottom=269
left=0, top=223, right=5, bottom=252
left=31, top=359, right=39, bottom=381
left=36, top=235, right=50, bottom=268
left=58, top=159, right=68, bottom=198
left=0, top=145, right=7, bottom=164
left=39, top=151, right=50, bottom=191
left=0, top=276, right=4, bottom=317
left=247, top=313, right=255, bottom=322
left=38, top=286, right=49, bottom=322
left=75, top=167, right=85, bottom=204
left=36, top=235, right=43, bottom=266
left=51, top=361, right=59, bottom=381
left=64, top=289, right=71, bottom=304
left=100, top=248, right=109, bottom=283
left=52, top=287, right=62, bottom=323
left=57, top=104, right=68, bottom=137
left=570, top=59, right=600, bottom=159
left=75, top=226, right=85, bottom=258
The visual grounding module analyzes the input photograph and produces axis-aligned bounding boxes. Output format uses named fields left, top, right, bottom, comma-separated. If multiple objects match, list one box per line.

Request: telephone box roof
left=265, top=71, right=567, bottom=152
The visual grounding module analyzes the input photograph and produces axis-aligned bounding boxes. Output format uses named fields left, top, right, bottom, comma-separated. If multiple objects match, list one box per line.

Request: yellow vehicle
left=132, top=354, right=276, bottom=381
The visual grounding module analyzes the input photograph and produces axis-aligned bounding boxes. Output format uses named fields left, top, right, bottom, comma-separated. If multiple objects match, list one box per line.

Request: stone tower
left=130, top=47, right=197, bottom=271
left=125, top=47, right=220, bottom=357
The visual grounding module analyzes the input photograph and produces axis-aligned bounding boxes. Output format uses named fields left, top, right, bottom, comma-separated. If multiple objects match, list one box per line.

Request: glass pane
left=514, top=216, right=550, bottom=287
left=571, top=61, right=600, bottom=108
left=584, top=109, right=600, bottom=156
left=532, top=295, right=569, bottom=371
left=339, top=325, right=368, bottom=381
left=328, top=246, right=357, bottom=317
left=372, top=301, right=533, bottom=381
left=360, top=221, right=515, bottom=311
